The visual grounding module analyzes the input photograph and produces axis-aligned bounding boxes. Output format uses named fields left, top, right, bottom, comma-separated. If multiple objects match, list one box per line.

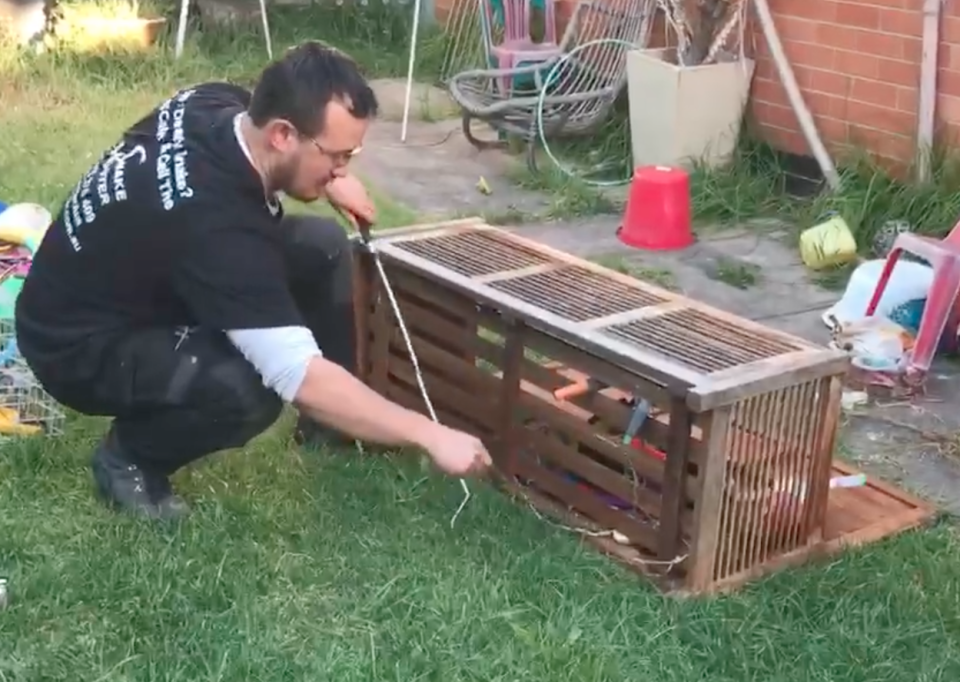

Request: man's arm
left=297, top=357, right=438, bottom=448
left=174, top=221, right=472, bottom=465
left=226, top=326, right=437, bottom=449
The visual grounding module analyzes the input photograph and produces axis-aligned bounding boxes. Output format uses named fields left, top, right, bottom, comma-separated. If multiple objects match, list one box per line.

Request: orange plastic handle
left=553, top=381, right=591, bottom=401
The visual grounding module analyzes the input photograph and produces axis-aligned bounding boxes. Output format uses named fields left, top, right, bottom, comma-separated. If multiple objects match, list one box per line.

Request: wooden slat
left=352, top=250, right=373, bottom=381
left=353, top=216, right=490, bottom=245
left=387, top=359, right=493, bottom=423
left=513, top=385, right=697, bottom=500
left=658, top=397, right=693, bottom=564
left=518, top=417, right=682, bottom=533
left=809, top=377, right=844, bottom=540
left=686, top=409, right=732, bottom=592
left=498, top=320, right=525, bottom=474
left=368, top=279, right=392, bottom=392
left=690, top=351, right=852, bottom=412
left=386, top=380, right=489, bottom=437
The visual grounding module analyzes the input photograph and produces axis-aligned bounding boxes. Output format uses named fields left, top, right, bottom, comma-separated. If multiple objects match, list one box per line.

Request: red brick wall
left=749, top=0, right=927, bottom=169
left=434, top=0, right=957, bottom=172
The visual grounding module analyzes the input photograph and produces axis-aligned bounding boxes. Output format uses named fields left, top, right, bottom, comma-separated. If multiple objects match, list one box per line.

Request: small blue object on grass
left=0, top=201, right=7, bottom=215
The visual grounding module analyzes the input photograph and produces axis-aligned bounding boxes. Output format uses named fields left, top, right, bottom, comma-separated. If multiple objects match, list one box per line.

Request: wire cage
left=0, top=319, right=66, bottom=440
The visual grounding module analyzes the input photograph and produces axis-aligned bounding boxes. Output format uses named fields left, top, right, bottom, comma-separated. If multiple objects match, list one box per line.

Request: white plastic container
left=822, top=259, right=934, bottom=328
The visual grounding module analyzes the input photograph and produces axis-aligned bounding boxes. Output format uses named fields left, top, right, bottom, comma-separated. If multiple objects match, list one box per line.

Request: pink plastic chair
left=482, top=0, right=563, bottom=94
left=865, top=220, right=960, bottom=381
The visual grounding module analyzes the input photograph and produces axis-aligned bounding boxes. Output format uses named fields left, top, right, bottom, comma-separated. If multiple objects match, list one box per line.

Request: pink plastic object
left=0, top=247, right=32, bottom=278
left=865, top=220, right=960, bottom=381
left=484, top=0, right=562, bottom=94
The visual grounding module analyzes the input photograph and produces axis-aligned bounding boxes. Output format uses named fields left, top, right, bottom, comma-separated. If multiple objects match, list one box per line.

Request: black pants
left=41, top=216, right=355, bottom=475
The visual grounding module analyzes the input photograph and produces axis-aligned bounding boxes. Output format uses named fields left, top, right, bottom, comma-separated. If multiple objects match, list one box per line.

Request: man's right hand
left=295, top=358, right=494, bottom=476
left=418, top=423, right=492, bottom=477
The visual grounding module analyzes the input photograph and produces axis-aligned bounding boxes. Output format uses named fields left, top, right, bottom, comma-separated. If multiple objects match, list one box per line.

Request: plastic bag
left=821, top=259, right=934, bottom=329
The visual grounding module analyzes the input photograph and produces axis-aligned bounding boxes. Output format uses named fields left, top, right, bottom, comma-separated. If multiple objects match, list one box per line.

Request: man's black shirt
left=16, top=82, right=304, bottom=381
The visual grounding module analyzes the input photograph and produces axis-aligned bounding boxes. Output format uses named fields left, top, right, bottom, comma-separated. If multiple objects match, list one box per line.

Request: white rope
left=366, top=241, right=472, bottom=528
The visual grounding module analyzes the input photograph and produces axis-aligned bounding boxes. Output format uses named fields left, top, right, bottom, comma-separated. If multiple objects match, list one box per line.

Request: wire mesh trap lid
left=367, top=219, right=850, bottom=411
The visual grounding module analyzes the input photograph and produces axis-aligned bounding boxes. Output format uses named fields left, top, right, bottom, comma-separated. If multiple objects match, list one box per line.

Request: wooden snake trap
left=351, top=218, right=936, bottom=595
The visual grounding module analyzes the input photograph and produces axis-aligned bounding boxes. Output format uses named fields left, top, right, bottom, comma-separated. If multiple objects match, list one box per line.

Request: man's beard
left=269, top=158, right=299, bottom=198
left=272, top=157, right=330, bottom=203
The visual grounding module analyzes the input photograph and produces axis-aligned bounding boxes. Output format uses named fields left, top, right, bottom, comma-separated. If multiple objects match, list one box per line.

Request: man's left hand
left=325, top=174, right=376, bottom=227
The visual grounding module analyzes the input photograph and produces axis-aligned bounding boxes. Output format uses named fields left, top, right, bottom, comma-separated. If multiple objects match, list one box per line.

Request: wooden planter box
left=57, top=16, right=167, bottom=51
left=626, top=48, right=755, bottom=170
left=352, top=218, right=936, bottom=595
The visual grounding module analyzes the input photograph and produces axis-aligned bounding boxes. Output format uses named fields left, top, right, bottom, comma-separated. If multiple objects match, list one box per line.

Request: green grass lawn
left=3, top=10, right=960, bottom=682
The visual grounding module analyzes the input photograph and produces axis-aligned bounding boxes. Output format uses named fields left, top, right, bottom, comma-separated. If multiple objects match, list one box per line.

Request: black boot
left=90, top=431, right=190, bottom=520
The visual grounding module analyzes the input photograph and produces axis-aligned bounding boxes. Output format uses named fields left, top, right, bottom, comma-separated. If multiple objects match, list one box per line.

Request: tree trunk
left=681, top=0, right=730, bottom=66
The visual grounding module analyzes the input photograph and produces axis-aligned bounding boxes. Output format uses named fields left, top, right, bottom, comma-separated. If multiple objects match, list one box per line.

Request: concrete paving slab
left=354, top=120, right=551, bottom=220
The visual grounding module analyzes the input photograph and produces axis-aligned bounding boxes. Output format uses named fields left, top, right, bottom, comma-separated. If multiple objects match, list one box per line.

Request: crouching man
left=15, top=41, right=491, bottom=520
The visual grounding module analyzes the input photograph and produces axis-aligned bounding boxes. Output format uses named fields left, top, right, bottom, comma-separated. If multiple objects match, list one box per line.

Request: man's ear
left=263, top=119, right=299, bottom=154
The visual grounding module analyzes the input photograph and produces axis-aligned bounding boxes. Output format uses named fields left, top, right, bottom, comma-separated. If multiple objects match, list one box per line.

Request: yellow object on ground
left=0, top=406, right=42, bottom=436
left=799, top=214, right=858, bottom=270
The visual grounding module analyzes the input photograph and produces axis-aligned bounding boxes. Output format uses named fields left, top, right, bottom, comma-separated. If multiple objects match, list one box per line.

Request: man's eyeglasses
left=304, top=135, right=360, bottom=166
left=283, top=120, right=360, bottom=166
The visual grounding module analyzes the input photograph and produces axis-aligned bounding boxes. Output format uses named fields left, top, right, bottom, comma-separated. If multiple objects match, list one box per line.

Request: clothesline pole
left=400, top=0, right=425, bottom=143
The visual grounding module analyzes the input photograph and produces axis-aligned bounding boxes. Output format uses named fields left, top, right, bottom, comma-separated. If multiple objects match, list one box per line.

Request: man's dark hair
left=247, top=40, right=379, bottom=137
